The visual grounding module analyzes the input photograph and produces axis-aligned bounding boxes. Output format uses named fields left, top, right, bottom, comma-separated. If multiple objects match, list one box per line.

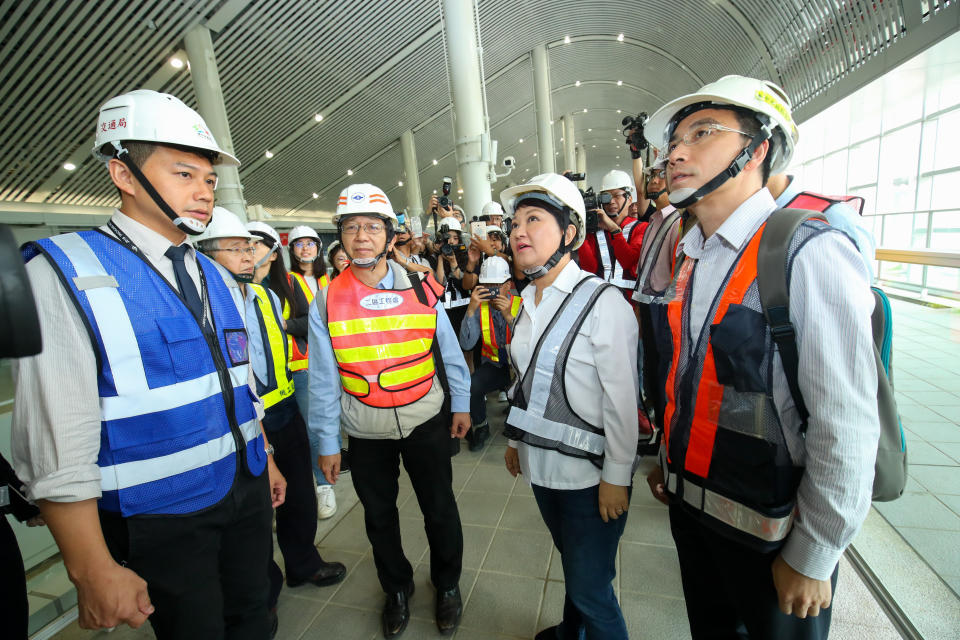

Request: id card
left=224, top=328, right=249, bottom=366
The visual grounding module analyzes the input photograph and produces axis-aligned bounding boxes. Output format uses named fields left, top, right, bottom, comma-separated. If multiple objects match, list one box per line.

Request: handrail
left=875, top=248, right=960, bottom=269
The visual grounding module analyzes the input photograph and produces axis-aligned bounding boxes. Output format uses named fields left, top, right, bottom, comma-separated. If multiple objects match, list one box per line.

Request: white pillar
left=561, top=115, right=576, bottom=174
left=400, top=129, right=424, bottom=225
left=183, top=25, right=247, bottom=220
left=575, top=144, right=586, bottom=188
left=441, top=0, right=492, bottom=219
left=531, top=45, right=555, bottom=174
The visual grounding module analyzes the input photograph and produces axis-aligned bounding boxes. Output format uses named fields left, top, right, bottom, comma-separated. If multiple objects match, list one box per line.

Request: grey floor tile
left=273, top=593, right=326, bottom=639
left=456, top=490, right=510, bottom=527
left=461, top=524, right=497, bottom=570
left=875, top=492, right=960, bottom=530
left=463, top=464, right=517, bottom=494
left=451, top=463, right=476, bottom=493
left=330, top=555, right=383, bottom=610
left=482, top=529, right=553, bottom=579
left=829, top=620, right=903, bottom=640
left=932, top=440, right=960, bottom=463
left=397, top=515, right=432, bottom=565
left=908, top=464, right=960, bottom=495
left=547, top=547, right=564, bottom=582
left=894, top=377, right=942, bottom=392
left=896, top=527, right=960, bottom=578
left=902, top=390, right=960, bottom=406
left=832, top=557, right=896, bottom=628
left=459, top=571, right=543, bottom=637
left=499, top=494, right=549, bottom=532
left=901, top=440, right=958, bottom=465
left=536, top=578, right=566, bottom=632
left=512, top=476, right=534, bottom=496
left=284, top=550, right=366, bottom=604
left=901, top=404, right=956, bottom=423
left=320, top=506, right=374, bottom=553
left=619, top=541, right=685, bottom=598
left=300, top=602, right=380, bottom=640
left=936, top=492, right=960, bottom=516
left=620, top=591, right=691, bottom=640
left=620, top=505, right=676, bottom=547
left=904, top=421, right=960, bottom=443
left=940, top=573, right=960, bottom=597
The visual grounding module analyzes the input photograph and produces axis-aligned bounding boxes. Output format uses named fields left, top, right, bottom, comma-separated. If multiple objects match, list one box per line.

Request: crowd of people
left=5, top=71, right=884, bottom=640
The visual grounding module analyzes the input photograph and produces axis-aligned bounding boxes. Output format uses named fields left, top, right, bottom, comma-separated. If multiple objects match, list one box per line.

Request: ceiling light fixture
left=347, top=169, right=353, bottom=176
left=264, top=150, right=273, bottom=159
left=398, top=181, right=403, bottom=187
left=575, top=80, right=581, bottom=87
left=564, top=35, right=571, bottom=44
left=169, top=57, right=184, bottom=69
left=62, top=162, right=76, bottom=171
left=432, top=159, right=438, bottom=165
left=314, top=113, right=323, bottom=122
left=312, top=192, right=319, bottom=199
left=617, top=80, right=623, bottom=86
left=617, top=33, right=625, bottom=41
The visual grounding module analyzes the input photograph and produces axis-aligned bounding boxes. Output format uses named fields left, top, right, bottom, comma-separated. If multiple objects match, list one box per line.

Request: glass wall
left=787, top=30, right=960, bottom=300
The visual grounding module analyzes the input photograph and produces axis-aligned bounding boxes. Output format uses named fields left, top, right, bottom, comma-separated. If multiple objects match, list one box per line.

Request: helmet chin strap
left=233, top=272, right=254, bottom=284
left=523, top=212, right=574, bottom=280
left=668, top=122, right=772, bottom=209
left=340, top=222, right=394, bottom=270
left=254, top=245, right=278, bottom=269
left=298, top=256, right=317, bottom=264
left=112, top=142, right=208, bottom=236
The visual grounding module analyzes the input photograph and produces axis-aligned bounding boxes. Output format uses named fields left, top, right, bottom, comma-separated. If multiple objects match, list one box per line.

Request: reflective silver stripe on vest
left=101, top=365, right=248, bottom=421
left=663, top=469, right=795, bottom=543
left=596, top=227, right=636, bottom=290
left=99, top=418, right=261, bottom=492
left=50, top=234, right=150, bottom=396
left=634, top=210, right=681, bottom=303
left=506, top=276, right=607, bottom=455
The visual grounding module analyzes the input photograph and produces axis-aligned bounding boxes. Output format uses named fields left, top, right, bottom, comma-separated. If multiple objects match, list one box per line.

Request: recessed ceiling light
left=62, top=162, right=76, bottom=171
left=433, top=189, right=437, bottom=194
left=398, top=181, right=403, bottom=187
left=533, top=152, right=537, bottom=157
left=564, top=35, right=571, bottom=44
left=314, top=113, right=323, bottom=122
left=312, top=192, right=319, bottom=199
left=617, top=33, right=625, bottom=41
left=583, top=108, right=588, bottom=113
left=432, top=159, right=438, bottom=165
left=617, top=80, right=623, bottom=86
left=264, top=150, right=273, bottom=159
left=519, top=138, right=524, bottom=143
left=617, top=109, right=622, bottom=114
left=592, top=145, right=596, bottom=148
left=169, top=57, right=184, bottom=69
left=588, top=128, right=592, bottom=132
left=457, top=188, right=463, bottom=194
left=347, top=169, right=353, bottom=176
left=575, top=80, right=581, bottom=87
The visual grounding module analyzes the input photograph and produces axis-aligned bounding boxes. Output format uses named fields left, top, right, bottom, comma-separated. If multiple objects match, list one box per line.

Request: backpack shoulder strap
left=756, top=208, right=827, bottom=431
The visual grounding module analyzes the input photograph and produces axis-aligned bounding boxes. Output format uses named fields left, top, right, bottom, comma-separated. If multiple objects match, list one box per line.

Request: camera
left=621, top=112, right=649, bottom=157
left=438, top=176, right=453, bottom=208
left=483, top=286, right=500, bottom=300
left=581, top=188, right=613, bottom=234
left=502, top=156, right=516, bottom=168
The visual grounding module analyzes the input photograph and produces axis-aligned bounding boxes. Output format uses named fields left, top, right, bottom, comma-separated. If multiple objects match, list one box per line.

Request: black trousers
left=638, top=302, right=665, bottom=428
left=100, top=469, right=273, bottom=640
left=469, top=361, right=511, bottom=426
left=669, top=505, right=838, bottom=640
left=350, top=412, right=463, bottom=593
left=1, top=516, right=28, bottom=640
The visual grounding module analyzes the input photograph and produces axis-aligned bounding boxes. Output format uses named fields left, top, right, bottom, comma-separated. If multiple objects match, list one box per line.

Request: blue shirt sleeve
left=459, top=308, right=480, bottom=350
left=434, top=301, right=471, bottom=413
left=307, top=296, right=343, bottom=456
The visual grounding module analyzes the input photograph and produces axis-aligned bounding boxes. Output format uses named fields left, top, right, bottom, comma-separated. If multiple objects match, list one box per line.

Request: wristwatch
left=265, top=444, right=275, bottom=456
left=610, top=228, right=622, bottom=236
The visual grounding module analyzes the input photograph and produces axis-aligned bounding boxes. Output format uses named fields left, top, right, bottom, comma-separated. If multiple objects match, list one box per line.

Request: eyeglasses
left=341, top=221, right=385, bottom=235
left=209, top=246, right=256, bottom=256
left=292, top=240, right=317, bottom=249
left=667, top=123, right=750, bottom=154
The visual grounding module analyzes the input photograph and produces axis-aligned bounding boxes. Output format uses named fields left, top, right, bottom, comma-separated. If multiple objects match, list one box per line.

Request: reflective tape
left=507, top=406, right=606, bottom=455
left=380, top=357, right=434, bottom=390
left=333, top=337, right=433, bottom=363
left=101, top=366, right=248, bottom=421
left=99, top=418, right=260, bottom=492
left=340, top=372, right=370, bottom=396
left=328, top=313, right=436, bottom=337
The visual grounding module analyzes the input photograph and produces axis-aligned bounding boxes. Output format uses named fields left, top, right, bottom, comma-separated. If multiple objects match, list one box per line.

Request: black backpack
left=757, top=208, right=907, bottom=502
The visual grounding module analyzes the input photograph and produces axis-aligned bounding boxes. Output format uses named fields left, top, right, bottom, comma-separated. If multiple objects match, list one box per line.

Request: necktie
left=164, top=245, right=204, bottom=323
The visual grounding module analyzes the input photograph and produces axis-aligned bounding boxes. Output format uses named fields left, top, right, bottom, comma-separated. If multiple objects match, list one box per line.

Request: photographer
left=390, top=221, right=431, bottom=272
left=622, top=112, right=656, bottom=222
left=434, top=218, right=470, bottom=337
left=577, top=169, right=647, bottom=293
left=458, top=256, right=520, bottom=451
left=463, top=224, right=510, bottom=291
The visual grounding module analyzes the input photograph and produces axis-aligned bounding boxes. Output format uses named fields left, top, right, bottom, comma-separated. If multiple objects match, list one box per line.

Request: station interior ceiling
left=1, top=0, right=957, bottom=225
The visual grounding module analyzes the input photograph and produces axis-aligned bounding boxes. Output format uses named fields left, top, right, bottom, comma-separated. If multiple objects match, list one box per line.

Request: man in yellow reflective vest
left=196, top=209, right=346, bottom=635
left=307, top=184, right=471, bottom=638
left=459, top=256, right=520, bottom=451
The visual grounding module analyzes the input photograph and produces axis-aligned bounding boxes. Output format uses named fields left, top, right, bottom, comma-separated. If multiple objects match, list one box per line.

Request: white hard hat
left=194, top=207, right=254, bottom=243
left=246, top=221, right=281, bottom=248
left=288, top=225, right=321, bottom=244
left=485, top=224, right=506, bottom=238
left=481, top=201, right=504, bottom=218
left=645, top=75, right=798, bottom=174
left=600, top=170, right=634, bottom=195
left=500, top=173, right=586, bottom=251
left=333, top=183, right=398, bottom=225
left=439, top=217, right=462, bottom=233
left=93, top=90, right=239, bottom=166
left=478, top=256, right=512, bottom=284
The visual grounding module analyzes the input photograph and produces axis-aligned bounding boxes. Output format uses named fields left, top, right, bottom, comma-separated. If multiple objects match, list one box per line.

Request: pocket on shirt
left=709, top=304, right=766, bottom=393
left=157, top=315, right=210, bottom=380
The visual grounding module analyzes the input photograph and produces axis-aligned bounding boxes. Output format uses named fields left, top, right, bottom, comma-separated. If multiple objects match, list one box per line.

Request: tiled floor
left=874, top=297, right=960, bottom=598
left=48, top=399, right=906, bottom=640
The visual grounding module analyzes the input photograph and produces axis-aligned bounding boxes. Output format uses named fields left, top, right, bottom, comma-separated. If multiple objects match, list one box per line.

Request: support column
left=400, top=129, right=424, bottom=223
left=531, top=45, right=555, bottom=174
left=575, top=144, right=586, bottom=188
left=183, top=25, right=247, bottom=220
left=441, top=0, right=492, bottom=218
left=561, top=115, right=576, bottom=174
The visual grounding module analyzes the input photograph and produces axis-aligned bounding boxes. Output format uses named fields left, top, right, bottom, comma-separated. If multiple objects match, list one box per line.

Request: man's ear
left=108, top=158, right=137, bottom=197
left=745, top=139, right=769, bottom=173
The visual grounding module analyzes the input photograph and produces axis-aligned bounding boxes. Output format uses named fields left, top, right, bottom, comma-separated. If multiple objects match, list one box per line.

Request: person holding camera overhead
left=458, top=255, right=520, bottom=451
left=434, top=217, right=470, bottom=337
left=576, top=169, right=647, bottom=295
left=500, top=173, right=639, bottom=640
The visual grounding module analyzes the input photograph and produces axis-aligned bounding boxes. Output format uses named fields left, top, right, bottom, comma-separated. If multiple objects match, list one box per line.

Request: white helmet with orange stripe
left=333, top=184, right=398, bottom=226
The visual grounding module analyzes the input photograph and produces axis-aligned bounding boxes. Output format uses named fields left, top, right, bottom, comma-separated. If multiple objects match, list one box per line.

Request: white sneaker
left=317, top=484, right=337, bottom=520
left=498, top=391, right=508, bottom=403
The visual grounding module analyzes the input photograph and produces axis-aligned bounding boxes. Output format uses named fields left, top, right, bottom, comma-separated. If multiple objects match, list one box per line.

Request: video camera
left=582, top=188, right=613, bottom=234
left=621, top=112, right=649, bottom=158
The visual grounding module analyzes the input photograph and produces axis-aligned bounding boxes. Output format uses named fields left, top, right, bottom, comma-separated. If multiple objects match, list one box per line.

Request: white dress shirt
left=508, top=260, right=639, bottom=490
left=675, top=188, right=880, bottom=580
left=12, top=210, right=262, bottom=503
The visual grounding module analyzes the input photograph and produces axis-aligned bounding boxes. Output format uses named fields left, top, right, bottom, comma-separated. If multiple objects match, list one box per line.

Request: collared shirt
left=459, top=305, right=508, bottom=367
left=11, top=210, right=263, bottom=503
left=775, top=175, right=876, bottom=280
left=632, top=204, right=681, bottom=300
left=243, top=284, right=284, bottom=387
left=508, top=261, right=639, bottom=490
left=674, top=188, right=879, bottom=580
left=306, top=263, right=471, bottom=456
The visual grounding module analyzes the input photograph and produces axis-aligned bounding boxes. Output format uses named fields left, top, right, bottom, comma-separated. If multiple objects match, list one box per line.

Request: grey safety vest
left=633, top=210, right=682, bottom=304
left=595, top=220, right=639, bottom=290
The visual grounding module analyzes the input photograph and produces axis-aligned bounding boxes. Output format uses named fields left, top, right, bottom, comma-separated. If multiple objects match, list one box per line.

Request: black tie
left=164, top=245, right=204, bottom=323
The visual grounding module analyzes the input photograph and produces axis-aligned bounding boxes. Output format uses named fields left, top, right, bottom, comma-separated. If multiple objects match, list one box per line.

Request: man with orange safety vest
left=307, top=184, right=471, bottom=638
left=643, top=75, right=879, bottom=639
left=458, top=255, right=521, bottom=451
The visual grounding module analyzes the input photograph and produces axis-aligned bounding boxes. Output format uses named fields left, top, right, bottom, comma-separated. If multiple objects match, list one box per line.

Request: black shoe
left=534, top=625, right=560, bottom=640
left=435, top=585, right=462, bottom=635
left=468, top=423, right=489, bottom=452
left=340, top=448, right=351, bottom=474
left=382, top=582, right=415, bottom=638
left=286, top=559, right=347, bottom=588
